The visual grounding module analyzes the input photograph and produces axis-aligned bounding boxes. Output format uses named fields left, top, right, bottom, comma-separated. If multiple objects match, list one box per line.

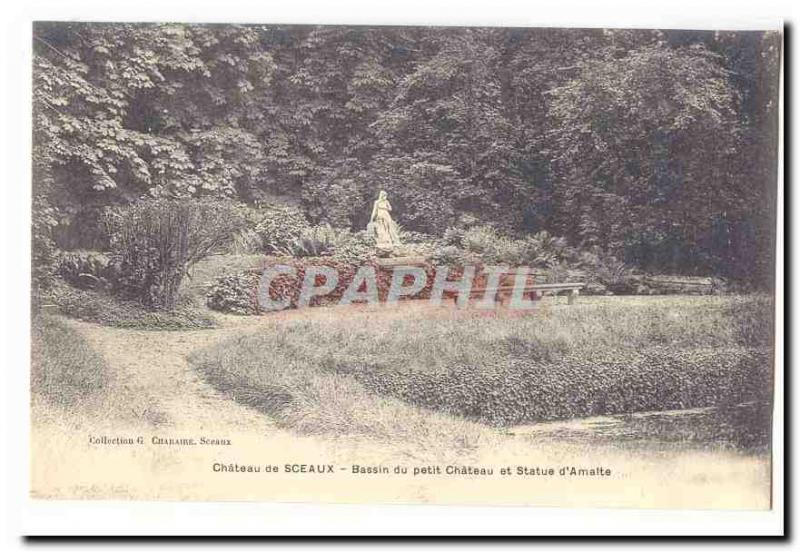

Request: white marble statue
left=368, top=190, right=401, bottom=248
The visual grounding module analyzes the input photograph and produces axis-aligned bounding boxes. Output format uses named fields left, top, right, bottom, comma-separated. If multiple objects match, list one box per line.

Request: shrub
left=228, top=228, right=266, bottom=255
left=340, top=347, right=770, bottom=426
left=444, top=225, right=579, bottom=268
left=329, top=230, right=377, bottom=263
left=252, top=204, right=312, bottom=255
left=399, top=230, right=436, bottom=245
left=442, top=226, right=466, bottom=247
left=492, top=240, right=528, bottom=265
left=461, top=225, right=500, bottom=256
left=578, top=251, right=638, bottom=292
left=31, top=314, right=110, bottom=407
left=56, top=250, right=115, bottom=290
left=460, top=225, right=579, bottom=266
left=204, top=260, right=367, bottom=314
left=43, top=281, right=216, bottom=330
left=205, top=259, right=487, bottom=314
left=541, top=260, right=572, bottom=284
left=103, top=199, right=247, bottom=309
left=224, top=204, right=282, bottom=254
left=462, top=226, right=530, bottom=265
left=285, top=225, right=347, bottom=257
left=281, top=225, right=382, bottom=263
left=428, top=245, right=468, bottom=266
left=206, top=271, right=261, bottom=315
left=524, top=230, right=569, bottom=257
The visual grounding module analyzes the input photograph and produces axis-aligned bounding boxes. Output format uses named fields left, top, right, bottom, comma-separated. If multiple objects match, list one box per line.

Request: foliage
left=436, top=225, right=641, bottom=292
left=428, top=245, right=468, bottom=266
left=457, top=225, right=516, bottom=264
left=228, top=227, right=266, bottom=255
left=206, top=259, right=484, bottom=314
left=328, top=230, right=377, bottom=263
left=191, top=295, right=773, bottom=428
left=43, top=281, right=216, bottom=329
left=190, top=326, right=488, bottom=450
left=460, top=225, right=500, bottom=256
left=521, top=231, right=572, bottom=267
left=252, top=204, right=311, bottom=255
left=31, top=195, right=59, bottom=293
left=589, top=257, right=637, bottom=291
left=369, top=29, right=526, bottom=232
left=56, top=250, right=114, bottom=289
left=441, top=227, right=466, bottom=247
left=276, top=225, right=380, bottom=262
left=32, top=23, right=781, bottom=286
left=545, top=41, right=768, bottom=280
left=285, top=224, right=348, bottom=257
left=32, top=23, right=275, bottom=203
left=399, top=230, right=436, bottom=245
left=206, top=271, right=260, bottom=315
left=103, top=198, right=247, bottom=309
left=455, top=226, right=572, bottom=267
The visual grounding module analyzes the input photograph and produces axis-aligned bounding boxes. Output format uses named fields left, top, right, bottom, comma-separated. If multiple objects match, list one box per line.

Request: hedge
left=327, top=347, right=773, bottom=426
left=206, top=258, right=494, bottom=314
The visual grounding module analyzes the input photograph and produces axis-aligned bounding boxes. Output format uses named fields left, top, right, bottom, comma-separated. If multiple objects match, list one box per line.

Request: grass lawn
left=189, top=295, right=774, bottom=445
left=31, top=314, right=111, bottom=408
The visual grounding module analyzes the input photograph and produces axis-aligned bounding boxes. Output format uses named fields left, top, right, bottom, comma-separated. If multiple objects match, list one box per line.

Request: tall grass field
left=189, top=295, right=774, bottom=442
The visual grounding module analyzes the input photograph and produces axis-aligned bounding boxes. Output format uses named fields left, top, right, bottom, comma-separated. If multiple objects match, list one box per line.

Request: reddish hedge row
left=209, top=258, right=502, bottom=314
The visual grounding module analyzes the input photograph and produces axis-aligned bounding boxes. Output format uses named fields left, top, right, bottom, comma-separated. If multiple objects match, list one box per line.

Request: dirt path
left=30, top=306, right=458, bottom=501
left=76, top=319, right=273, bottom=432
left=71, top=301, right=496, bottom=431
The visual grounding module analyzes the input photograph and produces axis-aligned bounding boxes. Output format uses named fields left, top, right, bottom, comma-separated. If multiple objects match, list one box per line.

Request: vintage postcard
left=28, top=20, right=782, bottom=513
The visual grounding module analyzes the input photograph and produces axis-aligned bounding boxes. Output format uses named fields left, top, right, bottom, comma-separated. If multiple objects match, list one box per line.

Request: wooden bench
left=462, top=279, right=586, bottom=306
left=528, top=282, right=586, bottom=305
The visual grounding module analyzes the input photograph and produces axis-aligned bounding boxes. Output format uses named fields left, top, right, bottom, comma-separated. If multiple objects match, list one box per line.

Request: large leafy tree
left=368, top=28, right=524, bottom=232
left=546, top=41, right=744, bottom=274
left=247, top=26, right=404, bottom=224
left=33, top=22, right=274, bottom=246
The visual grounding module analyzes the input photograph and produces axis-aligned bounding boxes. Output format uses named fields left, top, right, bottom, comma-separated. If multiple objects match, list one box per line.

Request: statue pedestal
left=375, top=245, right=393, bottom=258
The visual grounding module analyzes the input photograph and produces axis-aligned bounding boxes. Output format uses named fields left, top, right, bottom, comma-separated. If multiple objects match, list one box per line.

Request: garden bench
left=465, top=279, right=586, bottom=306
left=528, top=282, right=586, bottom=305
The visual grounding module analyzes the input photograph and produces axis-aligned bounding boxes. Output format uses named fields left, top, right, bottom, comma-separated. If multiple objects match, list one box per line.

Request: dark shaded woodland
left=32, top=24, right=781, bottom=285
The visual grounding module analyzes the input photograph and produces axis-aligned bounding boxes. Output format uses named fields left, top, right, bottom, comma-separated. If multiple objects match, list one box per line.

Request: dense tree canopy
left=32, top=23, right=780, bottom=284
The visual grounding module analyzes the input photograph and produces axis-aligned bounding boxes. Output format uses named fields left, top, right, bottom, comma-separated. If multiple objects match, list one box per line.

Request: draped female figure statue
left=368, top=190, right=401, bottom=249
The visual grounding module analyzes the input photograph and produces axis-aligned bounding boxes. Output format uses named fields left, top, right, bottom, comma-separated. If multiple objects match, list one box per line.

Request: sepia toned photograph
left=28, top=20, right=781, bottom=512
